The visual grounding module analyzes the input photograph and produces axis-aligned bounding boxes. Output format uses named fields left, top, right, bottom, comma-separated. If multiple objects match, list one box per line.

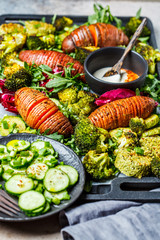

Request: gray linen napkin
left=59, top=195, right=160, bottom=240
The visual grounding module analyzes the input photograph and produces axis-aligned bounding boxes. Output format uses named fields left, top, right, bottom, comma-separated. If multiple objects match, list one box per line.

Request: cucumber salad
left=0, top=139, right=79, bottom=217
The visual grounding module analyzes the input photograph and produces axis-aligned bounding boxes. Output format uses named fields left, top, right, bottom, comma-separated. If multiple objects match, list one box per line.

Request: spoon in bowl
left=103, top=17, right=147, bottom=78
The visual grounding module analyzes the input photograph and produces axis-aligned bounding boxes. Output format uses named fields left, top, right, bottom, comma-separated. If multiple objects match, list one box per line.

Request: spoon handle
left=112, top=17, right=147, bottom=73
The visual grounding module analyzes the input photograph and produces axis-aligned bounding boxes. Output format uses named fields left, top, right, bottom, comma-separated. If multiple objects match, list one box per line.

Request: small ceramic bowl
left=84, top=47, right=148, bottom=95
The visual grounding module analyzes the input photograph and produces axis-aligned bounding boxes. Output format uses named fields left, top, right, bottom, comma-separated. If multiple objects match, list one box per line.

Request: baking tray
left=0, top=14, right=160, bottom=202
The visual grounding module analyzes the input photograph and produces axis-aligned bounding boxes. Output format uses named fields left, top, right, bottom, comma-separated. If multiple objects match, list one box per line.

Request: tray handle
left=81, top=177, right=160, bottom=202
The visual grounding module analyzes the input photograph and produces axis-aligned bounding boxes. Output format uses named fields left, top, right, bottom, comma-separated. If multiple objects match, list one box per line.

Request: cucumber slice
left=44, top=189, right=70, bottom=203
left=27, top=163, right=48, bottom=180
left=33, top=155, right=58, bottom=167
left=0, top=164, right=3, bottom=177
left=5, top=174, right=34, bottom=195
left=44, top=168, right=70, bottom=192
left=56, top=165, right=79, bottom=186
left=18, top=190, right=45, bottom=212
left=10, top=151, right=34, bottom=169
left=0, top=145, right=9, bottom=160
left=0, top=116, right=26, bottom=136
left=2, top=163, right=26, bottom=175
left=31, top=140, right=54, bottom=155
left=7, top=140, right=31, bottom=152
left=42, top=201, right=50, bottom=214
left=2, top=172, right=12, bottom=181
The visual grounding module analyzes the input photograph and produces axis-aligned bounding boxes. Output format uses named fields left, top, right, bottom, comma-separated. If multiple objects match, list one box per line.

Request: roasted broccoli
left=54, top=16, right=73, bottom=31
left=25, top=20, right=55, bottom=36
left=140, top=136, right=160, bottom=177
left=26, top=36, right=46, bottom=50
left=115, top=147, right=152, bottom=178
left=58, top=87, right=98, bottom=125
left=39, top=34, right=55, bottom=49
left=71, top=46, right=100, bottom=64
left=0, top=23, right=25, bottom=35
left=74, top=118, right=99, bottom=153
left=83, top=150, right=116, bottom=180
left=129, top=117, right=145, bottom=136
left=125, top=17, right=150, bottom=38
left=1, top=52, right=24, bottom=68
left=135, top=42, right=160, bottom=74
left=0, top=33, right=26, bottom=58
left=109, top=128, right=138, bottom=155
left=58, top=87, right=78, bottom=104
left=74, top=118, right=109, bottom=154
left=129, top=115, right=160, bottom=136
left=4, top=67, right=32, bottom=91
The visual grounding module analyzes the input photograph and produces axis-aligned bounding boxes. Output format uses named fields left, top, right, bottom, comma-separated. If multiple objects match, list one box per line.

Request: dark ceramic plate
left=0, top=133, right=85, bottom=222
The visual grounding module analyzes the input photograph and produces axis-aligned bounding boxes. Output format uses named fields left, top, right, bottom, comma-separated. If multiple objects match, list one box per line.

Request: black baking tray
left=0, top=14, right=160, bottom=202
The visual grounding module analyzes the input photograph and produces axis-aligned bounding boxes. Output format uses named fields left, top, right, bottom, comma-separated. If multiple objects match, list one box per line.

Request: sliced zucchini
left=5, top=174, right=34, bottom=195
left=7, top=140, right=31, bottom=152
left=44, top=189, right=70, bottom=203
left=10, top=151, right=34, bottom=169
left=0, top=116, right=26, bottom=136
left=31, top=140, right=54, bottom=155
left=27, top=163, right=48, bottom=180
left=56, top=165, right=78, bottom=186
left=18, top=190, right=46, bottom=212
left=44, top=168, right=70, bottom=192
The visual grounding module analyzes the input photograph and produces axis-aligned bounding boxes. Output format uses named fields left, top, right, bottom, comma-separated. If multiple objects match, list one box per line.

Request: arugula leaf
left=87, top=3, right=122, bottom=28
left=136, top=8, right=142, bottom=19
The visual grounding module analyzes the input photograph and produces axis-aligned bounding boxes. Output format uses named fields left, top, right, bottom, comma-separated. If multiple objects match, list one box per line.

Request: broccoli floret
left=0, top=23, right=25, bottom=35
left=1, top=52, right=24, bottom=68
left=26, top=36, right=45, bottom=50
left=109, top=128, right=138, bottom=155
left=39, top=34, right=55, bottom=49
left=83, top=150, right=116, bottom=179
left=129, top=117, right=145, bottom=136
left=71, top=46, right=100, bottom=64
left=151, top=157, right=160, bottom=178
left=58, top=87, right=78, bottom=104
left=0, top=33, right=26, bottom=58
left=4, top=63, right=23, bottom=78
left=135, top=42, right=160, bottom=74
left=74, top=118, right=99, bottom=153
left=74, top=118, right=109, bottom=154
left=129, top=115, right=160, bottom=136
left=58, top=88, right=98, bottom=125
left=54, top=17, right=73, bottom=31
left=125, top=17, right=150, bottom=38
left=4, top=68, right=32, bottom=91
left=25, top=21, right=55, bottom=36
left=115, top=147, right=152, bottom=178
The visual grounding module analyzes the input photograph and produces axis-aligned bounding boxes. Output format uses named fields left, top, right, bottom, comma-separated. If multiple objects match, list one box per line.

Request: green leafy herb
left=87, top=3, right=122, bottom=28
left=41, top=17, right=46, bottom=23
left=134, top=147, right=144, bottom=155
left=136, top=8, right=142, bottom=19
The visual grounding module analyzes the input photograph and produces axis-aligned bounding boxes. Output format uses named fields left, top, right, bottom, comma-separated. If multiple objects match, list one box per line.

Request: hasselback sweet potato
left=19, top=50, right=85, bottom=82
left=62, top=23, right=129, bottom=53
left=88, top=96, right=156, bottom=130
left=15, top=87, right=73, bottom=136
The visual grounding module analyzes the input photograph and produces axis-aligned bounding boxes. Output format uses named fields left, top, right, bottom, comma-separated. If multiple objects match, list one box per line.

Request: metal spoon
left=103, top=17, right=147, bottom=77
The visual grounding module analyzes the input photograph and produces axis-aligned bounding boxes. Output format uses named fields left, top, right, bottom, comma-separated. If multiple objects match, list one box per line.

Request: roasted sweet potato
left=19, top=50, right=85, bottom=82
left=88, top=96, right=156, bottom=130
left=62, top=23, right=129, bottom=53
left=15, top=87, right=73, bottom=136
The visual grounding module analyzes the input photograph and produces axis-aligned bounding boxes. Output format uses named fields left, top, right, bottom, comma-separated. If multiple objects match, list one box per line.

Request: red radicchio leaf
left=95, top=88, right=136, bottom=106
left=0, top=79, right=18, bottom=113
